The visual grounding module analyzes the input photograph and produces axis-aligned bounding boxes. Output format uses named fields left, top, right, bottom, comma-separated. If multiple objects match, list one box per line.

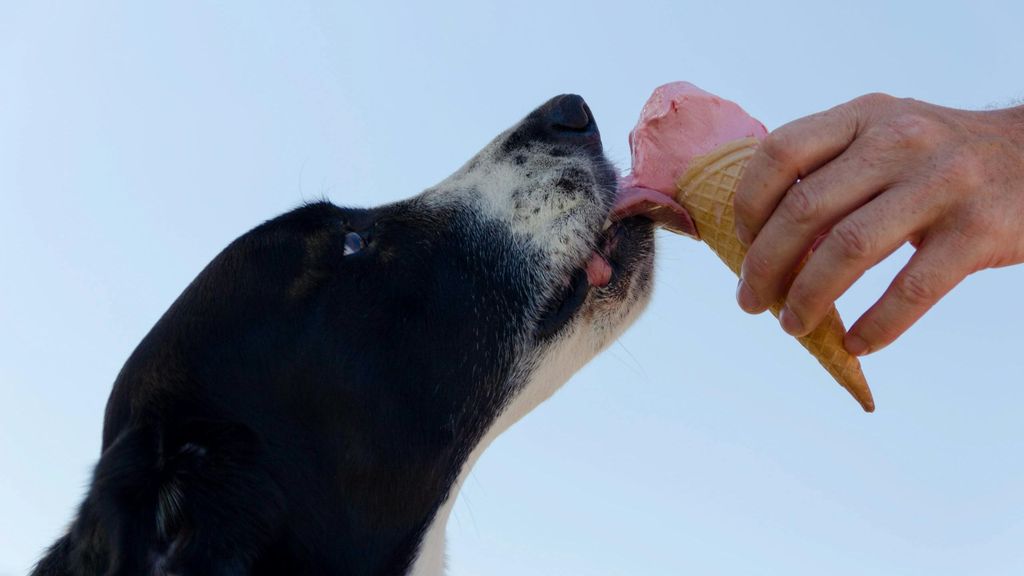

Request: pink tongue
left=613, top=180, right=699, bottom=238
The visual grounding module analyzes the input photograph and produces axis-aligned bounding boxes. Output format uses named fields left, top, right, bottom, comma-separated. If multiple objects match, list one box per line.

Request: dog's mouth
left=585, top=186, right=697, bottom=287
left=535, top=186, right=695, bottom=338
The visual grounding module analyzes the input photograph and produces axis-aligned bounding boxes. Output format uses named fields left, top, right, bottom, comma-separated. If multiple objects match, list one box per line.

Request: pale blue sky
left=3, top=2, right=1023, bottom=574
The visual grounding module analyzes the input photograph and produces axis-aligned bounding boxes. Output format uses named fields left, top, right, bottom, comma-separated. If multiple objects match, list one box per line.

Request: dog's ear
left=35, top=421, right=284, bottom=576
left=151, top=421, right=285, bottom=575
left=31, top=533, right=78, bottom=576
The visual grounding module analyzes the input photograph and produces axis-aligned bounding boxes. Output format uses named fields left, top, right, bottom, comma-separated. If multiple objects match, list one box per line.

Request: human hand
left=733, top=93, right=1024, bottom=356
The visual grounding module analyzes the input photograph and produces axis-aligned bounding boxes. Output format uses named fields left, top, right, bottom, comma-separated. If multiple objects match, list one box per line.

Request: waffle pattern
left=675, top=139, right=875, bottom=412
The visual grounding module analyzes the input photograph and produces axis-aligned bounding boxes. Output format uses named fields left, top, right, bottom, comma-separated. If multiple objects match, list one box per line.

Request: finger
left=734, top=102, right=860, bottom=245
left=738, top=137, right=897, bottom=314
left=779, top=185, right=937, bottom=336
left=844, top=231, right=978, bottom=355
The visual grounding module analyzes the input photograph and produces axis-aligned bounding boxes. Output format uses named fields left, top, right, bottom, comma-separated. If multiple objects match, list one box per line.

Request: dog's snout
left=547, top=94, right=592, bottom=132
left=501, top=94, right=603, bottom=155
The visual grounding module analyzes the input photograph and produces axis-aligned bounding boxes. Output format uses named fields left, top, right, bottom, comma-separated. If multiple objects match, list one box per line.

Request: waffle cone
left=675, top=138, right=875, bottom=412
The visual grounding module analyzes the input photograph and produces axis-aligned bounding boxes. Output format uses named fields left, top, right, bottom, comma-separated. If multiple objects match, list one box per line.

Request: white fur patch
left=408, top=270, right=653, bottom=576
left=422, top=135, right=612, bottom=272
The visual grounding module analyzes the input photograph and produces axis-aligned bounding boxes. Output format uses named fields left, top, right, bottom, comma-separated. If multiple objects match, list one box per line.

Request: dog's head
left=98, top=95, right=662, bottom=573
left=321, top=94, right=658, bottom=460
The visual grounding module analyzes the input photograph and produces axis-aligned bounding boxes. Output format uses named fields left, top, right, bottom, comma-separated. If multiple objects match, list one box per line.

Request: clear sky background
left=3, top=2, right=1023, bottom=574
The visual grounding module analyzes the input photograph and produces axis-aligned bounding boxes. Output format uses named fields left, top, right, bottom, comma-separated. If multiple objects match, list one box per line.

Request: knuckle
left=859, top=92, right=896, bottom=105
left=869, top=113, right=937, bottom=150
left=935, top=150, right=985, bottom=189
left=784, top=280, right=815, bottom=316
left=741, top=250, right=773, bottom=285
left=852, top=92, right=895, bottom=110
left=782, top=181, right=822, bottom=226
left=951, top=207, right=1004, bottom=264
left=955, top=205, right=992, bottom=236
left=944, top=224, right=996, bottom=272
left=760, top=130, right=799, bottom=169
left=857, top=313, right=898, bottom=348
left=732, top=187, right=757, bottom=224
left=830, top=219, right=875, bottom=261
left=895, top=267, right=938, bottom=307
left=890, top=113, right=936, bottom=145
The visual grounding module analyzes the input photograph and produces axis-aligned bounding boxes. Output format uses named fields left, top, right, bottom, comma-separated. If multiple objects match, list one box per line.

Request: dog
left=32, top=94, right=691, bottom=575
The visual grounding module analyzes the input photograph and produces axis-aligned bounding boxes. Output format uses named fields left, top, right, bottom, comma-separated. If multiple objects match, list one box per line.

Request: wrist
left=973, top=104, right=1024, bottom=149
left=1007, top=104, right=1024, bottom=142
left=995, top=103, right=1024, bottom=143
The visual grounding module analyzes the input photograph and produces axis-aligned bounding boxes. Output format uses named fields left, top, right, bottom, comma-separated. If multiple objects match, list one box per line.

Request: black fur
left=33, top=94, right=654, bottom=575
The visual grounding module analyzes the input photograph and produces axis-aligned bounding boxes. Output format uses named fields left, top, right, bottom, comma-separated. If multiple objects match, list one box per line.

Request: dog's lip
left=586, top=218, right=637, bottom=287
left=585, top=225, right=618, bottom=287
left=585, top=251, right=613, bottom=287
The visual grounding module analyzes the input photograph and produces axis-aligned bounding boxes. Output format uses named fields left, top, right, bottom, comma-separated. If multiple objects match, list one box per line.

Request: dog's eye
left=343, top=232, right=366, bottom=256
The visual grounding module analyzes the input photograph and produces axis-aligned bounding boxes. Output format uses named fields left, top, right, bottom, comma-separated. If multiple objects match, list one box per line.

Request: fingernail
left=779, top=306, right=805, bottom=336
left=845, top=334, right=870, bottom=356
left=736, top=279, right=763, bottom=313
left=735, top=223, right=752, bottom=245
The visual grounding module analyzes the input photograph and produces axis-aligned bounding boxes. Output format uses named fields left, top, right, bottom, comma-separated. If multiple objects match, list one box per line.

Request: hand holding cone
left=674, top=138, right=874, bottom=412
left=625, top=81, right=874, bottom=411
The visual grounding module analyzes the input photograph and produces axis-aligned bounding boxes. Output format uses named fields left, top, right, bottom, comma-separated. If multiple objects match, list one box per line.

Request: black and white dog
left=33, top=95, right=693, bottom=575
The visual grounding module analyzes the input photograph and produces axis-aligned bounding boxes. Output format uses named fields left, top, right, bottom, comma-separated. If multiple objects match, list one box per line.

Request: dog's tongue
left=611, top=184, right=698, bottom=238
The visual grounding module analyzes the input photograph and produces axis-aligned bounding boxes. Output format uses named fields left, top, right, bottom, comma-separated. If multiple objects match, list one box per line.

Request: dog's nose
left=547, top=94, right=593, bottom=132
left=510, top=94, right=603, bottom=153
left=538, top=95, right=602, bottom=147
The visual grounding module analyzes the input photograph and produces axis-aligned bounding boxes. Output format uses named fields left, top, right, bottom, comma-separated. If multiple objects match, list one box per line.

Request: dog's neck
left=408, top=333, right=590, bottom=575
left=407, top=426, right=499, bottom=576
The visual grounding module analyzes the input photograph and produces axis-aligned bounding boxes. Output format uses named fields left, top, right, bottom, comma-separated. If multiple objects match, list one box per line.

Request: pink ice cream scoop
left=622, top=81, right=767, bottom=196
left=596, top=82, right=767, bottom=283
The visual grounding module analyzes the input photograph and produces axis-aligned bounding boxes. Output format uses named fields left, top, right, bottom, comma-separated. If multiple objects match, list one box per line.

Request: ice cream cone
left=675, top=137, right=875, bottom=412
